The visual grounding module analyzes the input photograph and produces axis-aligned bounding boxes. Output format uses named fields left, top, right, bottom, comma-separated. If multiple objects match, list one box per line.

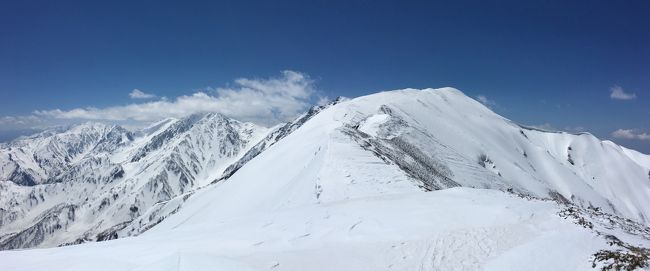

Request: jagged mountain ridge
left=0, top=123, right=133, bottom=186
left=0, top=113, right=267, bottom=249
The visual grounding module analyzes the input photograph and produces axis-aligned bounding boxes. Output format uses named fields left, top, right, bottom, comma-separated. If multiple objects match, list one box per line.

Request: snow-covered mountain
left=1, top=88, right=649, bottom=270
left=0, top=113, right=267, bottom=249
left=0, top=122, right=133, bottom=186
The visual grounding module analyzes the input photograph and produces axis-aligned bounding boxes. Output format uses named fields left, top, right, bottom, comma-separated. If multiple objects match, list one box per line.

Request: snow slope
left=1, top=87, right=649, bottom=270
left=2, top=188, right=649, bottom=270
left=162, top=87, right=650, bottom=225
left=2, top=188, right=636, bottom=271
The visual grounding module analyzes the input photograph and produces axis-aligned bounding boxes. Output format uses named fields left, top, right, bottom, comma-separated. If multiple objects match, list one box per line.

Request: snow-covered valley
left=1, top=88, right=649, bottom=270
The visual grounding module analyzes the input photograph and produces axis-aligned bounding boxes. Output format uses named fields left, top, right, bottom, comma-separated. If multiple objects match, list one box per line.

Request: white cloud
left=31, top=70, right=317, bottom=127
left=476, top=95, right=496, bottom=108
left=0, top=115, right=42, bottom=126
left=612, top=129, right=650, bottom=140
left=129, top=89, right=156, bottom=99
left=316, top=96, right=331, bottom=106
left=0, top=115, right=84, bottom=133
left=610, top=85, right=637, bottom=100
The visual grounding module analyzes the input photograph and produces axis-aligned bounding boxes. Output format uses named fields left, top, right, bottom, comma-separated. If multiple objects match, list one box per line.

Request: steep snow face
left=0, top=113, right=267, bottom=250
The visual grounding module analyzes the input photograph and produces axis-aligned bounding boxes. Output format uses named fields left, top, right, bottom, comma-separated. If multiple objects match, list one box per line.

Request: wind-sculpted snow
left=341, top=126, right=458, bottom=191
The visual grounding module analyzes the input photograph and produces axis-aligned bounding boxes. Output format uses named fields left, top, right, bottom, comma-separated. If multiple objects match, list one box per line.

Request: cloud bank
left=610, top=85, right=637, bottom=100
left=3, top=71, right=319, bottom=130
left=612, top=129, right=650, bottom=140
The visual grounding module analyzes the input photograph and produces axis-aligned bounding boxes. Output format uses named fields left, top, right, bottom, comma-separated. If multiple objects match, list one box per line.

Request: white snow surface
left=1, top=87, right=650, bottom=270
left=0, top=188, right=621, bottom=271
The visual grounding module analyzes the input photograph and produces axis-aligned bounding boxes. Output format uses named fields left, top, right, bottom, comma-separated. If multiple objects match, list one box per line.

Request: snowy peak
left=202, top=87, right=650, bottom=225
left=131, top=112, right=254, bottom=162
left=129, top=112, right=267, bottom=189
left=339, top=88, right=650, bottom=222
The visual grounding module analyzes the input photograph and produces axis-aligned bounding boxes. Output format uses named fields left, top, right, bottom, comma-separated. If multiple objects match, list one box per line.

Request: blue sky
left=1, top=0, right=649, bottom=152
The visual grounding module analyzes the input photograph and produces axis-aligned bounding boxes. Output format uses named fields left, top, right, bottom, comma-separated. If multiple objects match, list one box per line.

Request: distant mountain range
left=0, top=113, right=266, bottom=249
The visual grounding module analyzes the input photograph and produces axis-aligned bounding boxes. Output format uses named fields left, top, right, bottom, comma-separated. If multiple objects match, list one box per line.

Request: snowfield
left=1, top=87, right=650, bottom=270
left=0, top=188, right=627, bottom=271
